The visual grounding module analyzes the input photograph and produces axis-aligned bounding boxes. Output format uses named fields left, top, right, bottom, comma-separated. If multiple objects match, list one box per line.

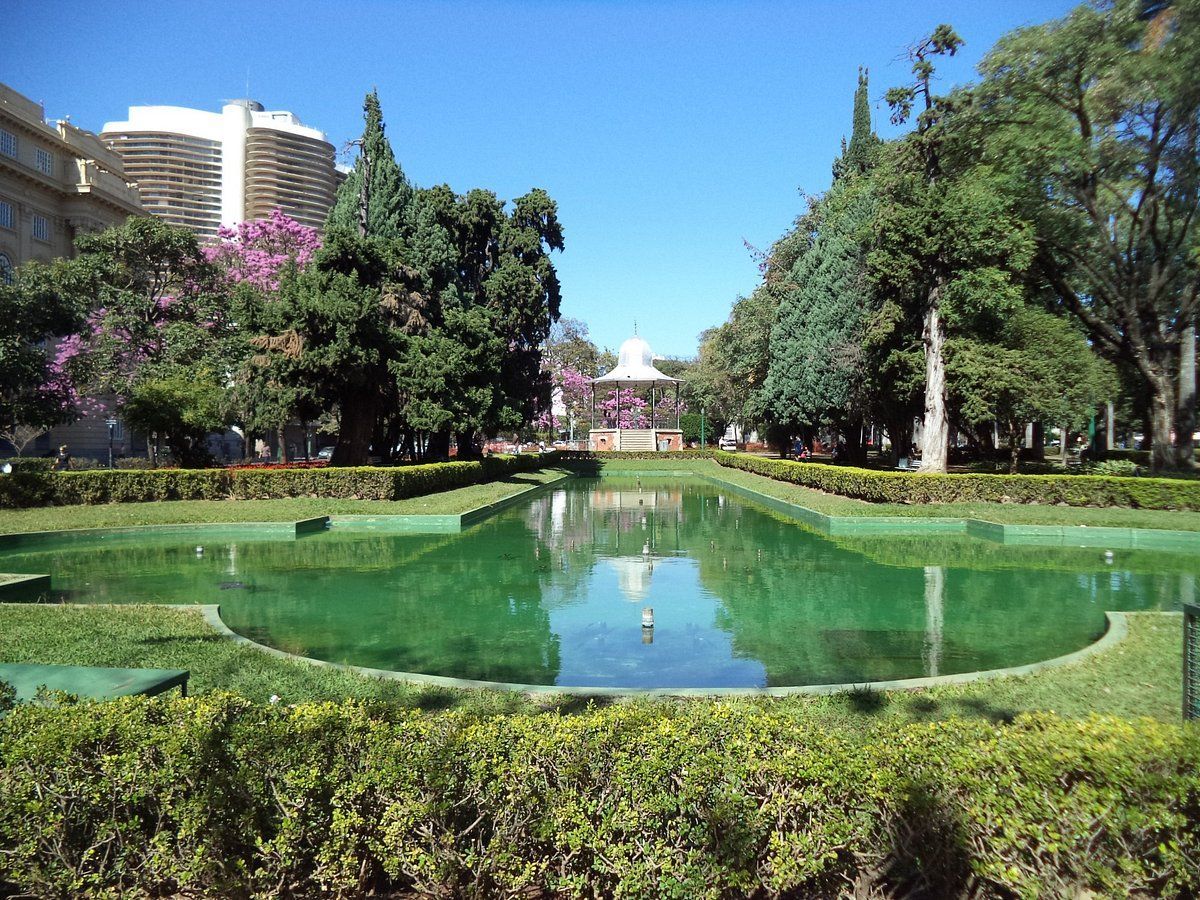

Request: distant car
left=718, top=437, right=738, bottom=451
left=316, top=446, right=334, bottom=460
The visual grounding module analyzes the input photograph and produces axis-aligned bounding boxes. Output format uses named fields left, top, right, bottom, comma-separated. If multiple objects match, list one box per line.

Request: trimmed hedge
left=0, top=698, right=1195, bottom=898
left=714, top=451, right=1200, bottom=510
left=1103, top=448, right=1200, bottom=466
left=0, top=455, right=545, bottom=509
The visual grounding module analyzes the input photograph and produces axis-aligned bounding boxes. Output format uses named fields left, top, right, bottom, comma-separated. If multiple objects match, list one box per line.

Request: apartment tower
left=101, top=99, right=337, bottom=238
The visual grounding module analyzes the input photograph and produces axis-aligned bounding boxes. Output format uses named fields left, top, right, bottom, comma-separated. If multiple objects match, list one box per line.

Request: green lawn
left=0, top=603, right=1182, bottom=726
left=0, top=469, right=567, bottom=534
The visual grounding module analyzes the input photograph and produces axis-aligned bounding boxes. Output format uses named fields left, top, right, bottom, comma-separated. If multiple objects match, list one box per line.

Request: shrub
left=0, top=454, right=546, bottom=509
left=557, top=449, right=715, bottom=461
left=1084, top=459, right=1141, bottom=477
left=713, top=451, right=1200, bottom=510
left=0, top=699, right=1195, bottom=898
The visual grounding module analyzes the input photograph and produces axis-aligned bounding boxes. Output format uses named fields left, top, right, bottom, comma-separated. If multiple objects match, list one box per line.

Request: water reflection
left=0, top=476, right=1191, bottom=688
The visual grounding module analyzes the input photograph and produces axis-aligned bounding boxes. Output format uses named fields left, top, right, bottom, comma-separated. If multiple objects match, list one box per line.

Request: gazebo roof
left=593, top=335, right=678, bottom=385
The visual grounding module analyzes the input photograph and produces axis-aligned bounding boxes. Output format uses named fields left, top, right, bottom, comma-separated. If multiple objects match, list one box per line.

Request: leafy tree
left=833, top=67, right=883, bottom=179
left=763, top=171, right=877, bottom=458
left=0, top=260, right=88, bottom=438
left=23, top=218, right=234, bottom=463
left=393, top=185, right=563, bottom=457
left=974, top=0, right=1200, bottom=470
left=873, top=26, right=1034, bottom=472
left=120, top=372, right=228, bottom=466
left=327, top=90, right=413, bottom=239
left=252, top=231, right=406, bottom=465
left=947, top=306, right=1115, bottom=472
left=207, top=210, right=323, bottom=460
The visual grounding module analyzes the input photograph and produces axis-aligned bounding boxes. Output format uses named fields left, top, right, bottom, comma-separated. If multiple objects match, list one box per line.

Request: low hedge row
left=714, top=451, right=1200, bottom=510
left=556, top=449, right=715, bottom=461
left=0, top=698, right=1195, bottom=898
left=0, top=455, right=544, bottom=509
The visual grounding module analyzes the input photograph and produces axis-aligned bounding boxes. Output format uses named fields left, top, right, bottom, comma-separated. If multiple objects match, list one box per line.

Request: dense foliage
left=1, top=92, right=563, bottom=468
left=707, top=2, right=1196, bottom=473
left=0, top=697, right=1194, bottom=898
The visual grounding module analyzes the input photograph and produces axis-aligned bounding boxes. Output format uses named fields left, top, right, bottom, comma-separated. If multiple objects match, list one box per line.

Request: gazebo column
left=675, top=383, right=680, bottom=429
left=651, top=386, right=656, bottom=429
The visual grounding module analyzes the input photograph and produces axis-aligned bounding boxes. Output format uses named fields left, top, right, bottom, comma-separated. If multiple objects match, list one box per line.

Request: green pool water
left=2, top=477, right=1193, bottom=689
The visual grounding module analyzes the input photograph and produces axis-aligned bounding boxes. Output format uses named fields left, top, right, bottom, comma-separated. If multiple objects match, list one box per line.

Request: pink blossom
left=204, top=209, right=321, bottom=291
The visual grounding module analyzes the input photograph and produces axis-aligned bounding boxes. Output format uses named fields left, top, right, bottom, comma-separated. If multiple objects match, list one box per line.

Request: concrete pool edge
left=198, top=603, right=1132, bottom=698
left=700, top=471, right=1200, bottom=551
left=328, top=470, right=574, bottom=533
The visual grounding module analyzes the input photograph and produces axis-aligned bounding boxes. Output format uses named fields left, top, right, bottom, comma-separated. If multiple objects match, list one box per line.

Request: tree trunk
left=1030, top=422, right=1044, bottom=460
left=425, top=430, right=451, bottom=461
left=456, top=430, right=478, bottom=459
left=331, top=392, right=378, bottom=466
left=1149, top=382, right=1177, bottom=473
left=885, top=416, right=913, bottom=467
left=919, top=290, right=949, bottom=473
left=1060, top=424, right=1069, bottom=466
left=1007, top=418, right=1021, bottom=474
left=278, top=425, right=288, bottom=464
left=1175, top=324, right=1196, bottom=470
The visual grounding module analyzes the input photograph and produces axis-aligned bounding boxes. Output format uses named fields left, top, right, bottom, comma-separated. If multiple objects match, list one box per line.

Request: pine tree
left=326, top=90, right=413, bottom=239
left=833, top=68, right=881, bottom=179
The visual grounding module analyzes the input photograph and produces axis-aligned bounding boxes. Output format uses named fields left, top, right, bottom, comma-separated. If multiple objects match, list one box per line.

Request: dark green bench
left=0, top=663, right=189, bottom=702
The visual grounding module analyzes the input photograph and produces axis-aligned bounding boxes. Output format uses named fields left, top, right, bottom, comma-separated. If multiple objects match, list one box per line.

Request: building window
left=0, top=254, right=13, bottom=285
left=35, top=148, right=54, bottom=175
left=0, top=200, right=12, bottom=230
left=0, top=130, right=15, bottom=158
left=32, top=214, right=49, bottom=242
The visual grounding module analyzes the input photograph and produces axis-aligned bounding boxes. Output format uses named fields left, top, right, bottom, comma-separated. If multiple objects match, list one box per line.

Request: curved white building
left=101, top=100, right=337, bottom=239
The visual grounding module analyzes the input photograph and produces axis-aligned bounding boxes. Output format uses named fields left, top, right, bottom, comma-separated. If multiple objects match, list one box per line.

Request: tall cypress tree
left=833, top=68, right=881, bottom=179
left=326, top=90, right=413, bottom=239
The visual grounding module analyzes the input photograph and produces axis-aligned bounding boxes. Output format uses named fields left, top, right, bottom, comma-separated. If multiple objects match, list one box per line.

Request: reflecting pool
left=1, top=477, right=1193, bottom=689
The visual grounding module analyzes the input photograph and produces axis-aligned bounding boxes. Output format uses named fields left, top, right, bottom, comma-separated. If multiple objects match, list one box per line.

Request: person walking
left=54, top=445, right=71, bottom=471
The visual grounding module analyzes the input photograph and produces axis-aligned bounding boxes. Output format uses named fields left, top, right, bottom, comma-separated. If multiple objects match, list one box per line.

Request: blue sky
left=5, top=0, right=1077, bottom=358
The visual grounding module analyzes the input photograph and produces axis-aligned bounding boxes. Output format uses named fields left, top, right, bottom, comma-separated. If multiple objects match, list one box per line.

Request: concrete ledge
left=331, top=471, right=574, bottom=534
left=199, top=604, right=1131, bottom=698
left=704, top=471, right=1200, bottom=551
left=0, top=518, right=329, bottom=549
left=0, top=573, right=51, bottom=602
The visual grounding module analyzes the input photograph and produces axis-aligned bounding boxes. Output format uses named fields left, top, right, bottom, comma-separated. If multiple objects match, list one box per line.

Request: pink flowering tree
left=205, top=210, right=322, bottom=462
left=41, top=218, right=237, bottom=464
left=598, top=388, right=649, bottom=429
left=204, top=208, right=321, bottom=291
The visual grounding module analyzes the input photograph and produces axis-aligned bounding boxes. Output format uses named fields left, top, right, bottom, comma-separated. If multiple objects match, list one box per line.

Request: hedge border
left=1, top=701, right=1195, bottom=899
left=711, top=451, right=1200, bottom=510
left=0, top=455, right=545, bottom=510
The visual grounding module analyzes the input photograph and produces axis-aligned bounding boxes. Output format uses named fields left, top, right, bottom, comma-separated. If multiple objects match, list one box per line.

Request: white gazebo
left=588, top=334, right=683, bottom=451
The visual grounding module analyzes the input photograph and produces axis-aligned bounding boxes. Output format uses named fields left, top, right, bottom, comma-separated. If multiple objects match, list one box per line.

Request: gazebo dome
left=593, top=334, right=678, bottom=386
left=617, top=335, right=655, bottom=371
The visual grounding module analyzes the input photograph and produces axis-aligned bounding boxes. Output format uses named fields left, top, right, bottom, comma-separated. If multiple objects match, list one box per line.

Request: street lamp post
left=105, top=418, right=118, bottom=468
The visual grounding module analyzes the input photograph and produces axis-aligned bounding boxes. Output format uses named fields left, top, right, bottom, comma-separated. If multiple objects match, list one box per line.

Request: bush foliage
left=713, top=451, right=1200, bottom=510
left=0, top=455, right=543, bottom=509
left=0, top=697, right=1195, bottom=898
